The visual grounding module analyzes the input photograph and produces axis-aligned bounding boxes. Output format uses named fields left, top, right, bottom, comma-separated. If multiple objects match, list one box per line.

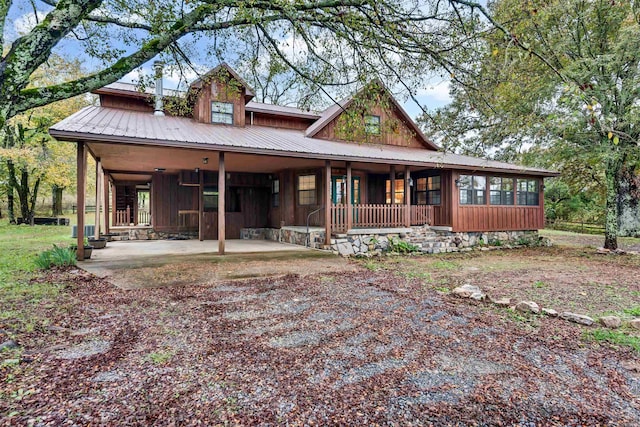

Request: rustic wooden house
left=49, top=63, right=557, bottom=259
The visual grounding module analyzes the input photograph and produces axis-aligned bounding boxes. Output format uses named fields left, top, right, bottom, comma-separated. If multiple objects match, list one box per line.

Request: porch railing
left=410, top=205, right=433, bottom=226
left=331, top=204, right=434, bottom=232
left=115, top=207, right=130, bottom=226
left=138, top=210, right=150, bottom=225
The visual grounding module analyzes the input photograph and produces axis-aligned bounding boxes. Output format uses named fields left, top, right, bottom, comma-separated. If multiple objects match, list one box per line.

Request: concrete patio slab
left=78, top=239, right=353, bottom=289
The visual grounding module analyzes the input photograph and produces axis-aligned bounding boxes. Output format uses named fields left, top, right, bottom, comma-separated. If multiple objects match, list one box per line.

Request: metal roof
left=49, top=106, right=557, bottom=176
left=245, top=102, right=320, bottom=119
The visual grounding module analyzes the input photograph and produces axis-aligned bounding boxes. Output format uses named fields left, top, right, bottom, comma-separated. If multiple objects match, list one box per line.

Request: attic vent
left=153, top=61, right=165, bottom=116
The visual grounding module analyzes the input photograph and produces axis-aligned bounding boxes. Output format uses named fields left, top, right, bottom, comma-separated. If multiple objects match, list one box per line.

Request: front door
left=331, top=176, right=361, bottom=204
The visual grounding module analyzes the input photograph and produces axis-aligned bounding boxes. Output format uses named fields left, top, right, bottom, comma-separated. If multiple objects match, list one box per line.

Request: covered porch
left=73, top=141, right=449, bottom=259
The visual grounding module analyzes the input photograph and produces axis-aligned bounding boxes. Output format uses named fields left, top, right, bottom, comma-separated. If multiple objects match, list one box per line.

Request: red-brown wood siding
left=193, top=80, right=246, bottom=126
left=247, top=112, right=315, bottom=130
left=314, top=103, right=425, bottom=148
left=450, top=171, right=545, bottom=232
left=100, top=94, right=153, bottom=112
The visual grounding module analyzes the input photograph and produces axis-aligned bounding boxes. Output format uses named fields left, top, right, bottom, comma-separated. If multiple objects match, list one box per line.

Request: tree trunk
left=604, top=153, right=623, bottom=250
left=52, top=185, right=64, bottom=216
left=6, top=184, right=15, bottom=223
left=18, top=168, right=31, bottom=223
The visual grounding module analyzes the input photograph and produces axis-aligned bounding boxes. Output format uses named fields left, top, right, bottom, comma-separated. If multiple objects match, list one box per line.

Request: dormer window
left=364, top=115, right=381, bottom=135
left=211, top=101, right=234, bottom=125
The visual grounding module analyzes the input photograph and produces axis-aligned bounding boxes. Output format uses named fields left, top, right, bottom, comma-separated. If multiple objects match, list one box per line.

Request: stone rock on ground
left=599, top=316, right=622, bottom=329
left=337, top=242, right=354, bottom=257
left=560, top=312, right=594, bottom=326
left=542, top=308, right=558, bottom=317
left=629, top=319, right=640, bottom=330
left=491, top=297, right=511, bottom=307
left=0, top=340, right=19, bottom=351
left=452, top=284, right=485, bottom=300
left=515, top=301, right=540, bottom=314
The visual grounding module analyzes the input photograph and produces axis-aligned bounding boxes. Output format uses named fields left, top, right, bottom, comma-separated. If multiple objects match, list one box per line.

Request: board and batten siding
left=450, top=171, right=545, bottom=232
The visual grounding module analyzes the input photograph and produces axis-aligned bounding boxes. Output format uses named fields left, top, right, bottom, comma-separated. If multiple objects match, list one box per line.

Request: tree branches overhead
left=1, top=0, right=487, bottom=122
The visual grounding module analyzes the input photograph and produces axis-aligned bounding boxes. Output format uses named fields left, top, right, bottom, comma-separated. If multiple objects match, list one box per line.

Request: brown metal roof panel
left=49, top=107, right=557, bottom=175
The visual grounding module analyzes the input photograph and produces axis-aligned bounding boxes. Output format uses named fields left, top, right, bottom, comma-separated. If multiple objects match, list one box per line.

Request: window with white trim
left=490, top=177, right=514, bottom=205
left=517, top=179, right=539, bottom=205
left=211, top=101, right=234, bottom=124
left=298, top=174, right=317, bottom=205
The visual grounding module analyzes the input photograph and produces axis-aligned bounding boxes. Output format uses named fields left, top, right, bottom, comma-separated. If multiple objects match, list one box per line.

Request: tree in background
left=1, top=55, right=89, bottom=221
left=422, top=0, right=640, bottom=249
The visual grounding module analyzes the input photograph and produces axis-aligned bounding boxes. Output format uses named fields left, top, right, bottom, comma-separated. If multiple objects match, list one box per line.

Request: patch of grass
left=585, top=329, right=640, bottom=353
left=433, top=286, right=450, bottom=294
left=146, top=351, right=174, bottom=364
left=623, top=306, right=640, bottom=317
left=362, top=259, right=383, bottom=272
left=532, top=280, right=548, bottom=289
left=430, top=260, right=459, bottom=270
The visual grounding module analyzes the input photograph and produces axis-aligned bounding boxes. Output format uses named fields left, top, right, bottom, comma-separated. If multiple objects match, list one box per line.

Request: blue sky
left=8, top=2, right=453, bottom=119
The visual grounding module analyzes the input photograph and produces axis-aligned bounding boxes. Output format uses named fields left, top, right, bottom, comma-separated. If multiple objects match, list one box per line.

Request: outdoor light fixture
left=202, top=157, right=209, bottom=164
left=154, top=168, right=165, bottom=172
left=455, top=178, right=461, bottom=187
left=408, top=177, right=414, bottom=187
left=195, top=167, right=200, bottom=173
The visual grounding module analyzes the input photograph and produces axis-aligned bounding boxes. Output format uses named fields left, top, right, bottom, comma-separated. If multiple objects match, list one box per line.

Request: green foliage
left=532, top=281, right=547, bottom=289
left=146, top=351, right=174, bottom=364
left=623, top=306, right=640, bottom=317
left=423, top=0, right=640, bottom=249
left=586, top=329, right=640, bottom=353
left=388, top=237, right=420, bottom=254
left=34, top=245, right=76, bottom=270
left=431, top=260, right=459, bottom=270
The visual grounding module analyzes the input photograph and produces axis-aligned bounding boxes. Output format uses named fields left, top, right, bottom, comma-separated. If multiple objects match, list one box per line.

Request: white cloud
left=13, top=11, right=47, bottom=35
left=417, top=81, right=452, bottom=103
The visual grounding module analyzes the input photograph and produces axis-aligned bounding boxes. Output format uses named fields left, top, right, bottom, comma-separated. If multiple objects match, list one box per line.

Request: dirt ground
left=3, top=232, right=640, bottom=425
left=90, top=251, right=359, bottom=290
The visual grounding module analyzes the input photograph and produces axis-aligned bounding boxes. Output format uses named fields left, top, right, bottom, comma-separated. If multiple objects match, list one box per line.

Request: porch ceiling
left=89, top=142, right=403, bottom=175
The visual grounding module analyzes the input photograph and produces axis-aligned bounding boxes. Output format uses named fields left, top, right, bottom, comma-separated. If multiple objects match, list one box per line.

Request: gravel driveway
left=3, top=267, right=639, bottom=425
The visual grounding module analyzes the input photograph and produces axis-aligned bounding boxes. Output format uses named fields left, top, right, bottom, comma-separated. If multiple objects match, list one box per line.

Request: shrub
left=34, top=245, right=77, bottom=270
left=388, top=237, right=420, bottom=254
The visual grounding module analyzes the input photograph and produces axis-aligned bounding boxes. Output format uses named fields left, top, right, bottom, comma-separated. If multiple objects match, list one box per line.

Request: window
left=416, top=175, right=441, bottom=205
left=517, top=179, right=539, bottom=205
left=272, top=179, right=280, bottom=207
left=211, top=101, right=234, bottom=124
left=490, top=177, right=514, bottom=205
left=385, top=179, right=405, bottom=204
left=203, top=186, right=218, bottom=211
left=298, top=174, right=317, bottom=205
left=364, top=115, right=381, bottom=135
left=459, top=174, right=486, bottom=205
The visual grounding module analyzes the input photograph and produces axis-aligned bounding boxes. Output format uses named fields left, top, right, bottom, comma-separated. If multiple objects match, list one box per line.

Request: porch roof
left=50, top=106, right=557, bottom=176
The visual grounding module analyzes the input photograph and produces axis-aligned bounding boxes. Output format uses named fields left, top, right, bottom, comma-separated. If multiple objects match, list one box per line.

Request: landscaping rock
left=599, top=316, right=622, bottom=329
left=560, top=312, right=594, bottom=326
left=337, top=242, right=354, bottom=257
left=541, top=308, right=558, bottom=317
left=0, top=340, right=19, bottom=351
left=452, top=284, right=485, bottom=300
left=491, top=297, right=512, bottom=307
left=515, top=301, right=540, bottom=314
left=629, top=319, right=640, bottom=330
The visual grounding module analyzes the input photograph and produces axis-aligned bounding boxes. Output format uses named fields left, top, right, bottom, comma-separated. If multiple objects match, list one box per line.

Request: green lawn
left=0, top=220, right=75, bottom=338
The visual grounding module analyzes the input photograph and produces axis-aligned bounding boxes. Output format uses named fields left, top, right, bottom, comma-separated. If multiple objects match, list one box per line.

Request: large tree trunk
left=604, top=153, right=623, bottom=250
left=52, top=185, right=64, bottom=216
left=617, top=165, right=640, bottom=238
left=18, top=168, right=32, bottom=224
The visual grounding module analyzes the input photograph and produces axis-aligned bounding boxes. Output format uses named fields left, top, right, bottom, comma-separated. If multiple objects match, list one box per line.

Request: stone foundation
left=241, top=227, right=326, bottom=249
left=330, top=226, right=541, bottom=257
left=110, top=228, right=197, bottom=241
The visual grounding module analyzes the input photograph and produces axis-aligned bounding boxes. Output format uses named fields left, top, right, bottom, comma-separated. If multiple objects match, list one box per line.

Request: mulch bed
left=1, top=266, right=640, bottom=426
